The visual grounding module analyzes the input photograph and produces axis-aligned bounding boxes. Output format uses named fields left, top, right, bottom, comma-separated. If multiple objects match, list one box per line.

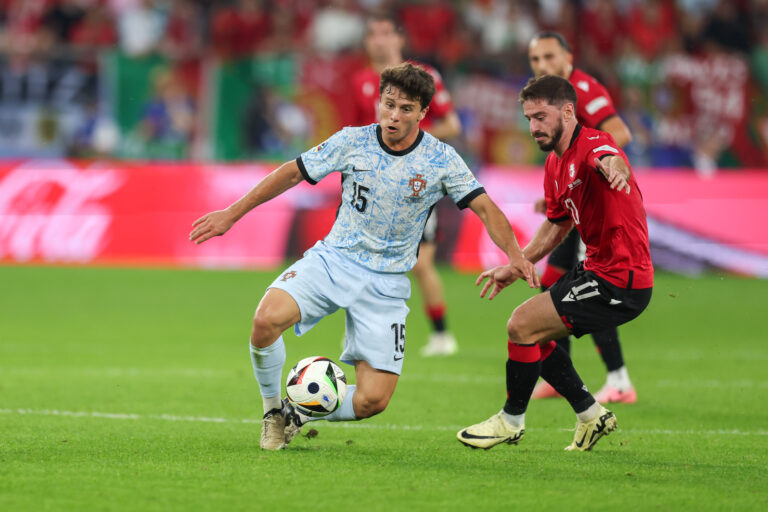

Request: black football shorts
left=548, top=263, right=652, bottom=338
left=547, top=228, right=582, bottom=270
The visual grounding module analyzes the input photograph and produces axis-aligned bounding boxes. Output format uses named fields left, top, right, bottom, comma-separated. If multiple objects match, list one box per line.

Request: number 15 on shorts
left=391, top=323, right=405, bottom=361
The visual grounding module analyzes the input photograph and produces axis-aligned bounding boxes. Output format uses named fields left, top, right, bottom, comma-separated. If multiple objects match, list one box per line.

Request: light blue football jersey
left=297, top=124, right=485, bottom=273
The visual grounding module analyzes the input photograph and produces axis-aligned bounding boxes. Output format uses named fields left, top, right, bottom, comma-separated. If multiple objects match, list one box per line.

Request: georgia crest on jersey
left=296, top=124, right=485, bottom=273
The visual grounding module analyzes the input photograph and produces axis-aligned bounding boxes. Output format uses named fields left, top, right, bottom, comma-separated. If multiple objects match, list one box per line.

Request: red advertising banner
left=0, top=160, right=339, bottom=268
left=1, top=160, right=767, bottom=277
left=453, top=168, right=768, bottom=277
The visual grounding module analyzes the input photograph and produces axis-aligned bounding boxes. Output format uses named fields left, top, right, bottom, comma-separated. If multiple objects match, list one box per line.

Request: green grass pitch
left=1, top=265, right=766, bottom=511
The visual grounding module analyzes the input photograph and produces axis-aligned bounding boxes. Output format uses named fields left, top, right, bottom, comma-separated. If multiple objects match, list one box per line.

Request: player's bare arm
left=594, top=156, right=631, bottom=193
left=522, top=218, right=574, bottom=265
left=467, top=194, right=539, bottom=298
left=189, top=160, right=304, bottom=244
left=598, top=115, right=632, bottom=148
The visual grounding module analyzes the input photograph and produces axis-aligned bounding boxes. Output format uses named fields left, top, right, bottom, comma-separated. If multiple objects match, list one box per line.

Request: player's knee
left=250, top=312, right=281, bottom=347
left=506, top=311, right=535, bottom=345
left=353, top=392, right=391, bottom=418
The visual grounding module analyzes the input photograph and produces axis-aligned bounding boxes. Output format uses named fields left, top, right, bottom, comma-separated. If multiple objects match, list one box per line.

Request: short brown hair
left=380, top=62, right=436, bottom=110
left=519, top=75, right=578, bottom=109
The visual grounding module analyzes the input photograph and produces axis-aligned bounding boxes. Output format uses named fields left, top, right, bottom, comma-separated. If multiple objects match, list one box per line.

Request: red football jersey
left=350, top=61, right=454, bottom=130
left=569, top=68, right=618, bottom=129
left=544, top=125, right=653, bottom=289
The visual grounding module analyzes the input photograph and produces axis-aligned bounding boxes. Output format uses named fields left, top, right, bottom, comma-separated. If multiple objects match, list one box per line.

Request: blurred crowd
left=2, top=0, right=768, bottom=168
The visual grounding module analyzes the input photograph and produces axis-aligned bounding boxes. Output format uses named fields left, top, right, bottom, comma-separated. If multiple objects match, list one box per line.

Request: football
left=286, top=356, right=348, bottom=417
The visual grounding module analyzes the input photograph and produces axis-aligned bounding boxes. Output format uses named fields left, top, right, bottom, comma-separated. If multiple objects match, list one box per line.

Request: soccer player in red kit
left=457, top=75, right=652, bottom=451
left=351, top=13, right=462, bottom=356
left=527, top=32, right=638, bottom=404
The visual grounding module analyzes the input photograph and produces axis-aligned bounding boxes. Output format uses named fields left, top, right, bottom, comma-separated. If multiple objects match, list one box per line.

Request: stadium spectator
left=159, top=0, right=203, bottom=61
left=118, top=0, right=165, bottom=56
left=42, top=0, right=86, bottom=47
left=136, top=68, right=195, bottom=157
left=69, top=3, right=117, bottom=51
left=210, top=0, right=272, bottom=57
left=308, top=0, right=364, bottom=54
left=398, top=0, right=457, bottom=62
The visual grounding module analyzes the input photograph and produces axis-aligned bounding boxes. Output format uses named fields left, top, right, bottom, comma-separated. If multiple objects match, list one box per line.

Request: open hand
left=189, top=210, right=236, bottom=245
left=594, top=157, right=630, bottom=194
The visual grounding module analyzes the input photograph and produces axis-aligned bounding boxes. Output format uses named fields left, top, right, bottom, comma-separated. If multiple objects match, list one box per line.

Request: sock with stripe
left=502, top=341, right=542, bottom=416
left=426, top=304, right=447, bottom=333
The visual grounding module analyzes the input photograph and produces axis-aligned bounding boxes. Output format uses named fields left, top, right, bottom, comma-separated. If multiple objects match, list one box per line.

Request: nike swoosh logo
left=353, top=167, right=371, bottom=172
left=573, top=432, right=588, bottom=448
left=460, top=430, right=524, bottom=441
left=394, top=356, right=404, bottom=361
left=609, top=299, right=623, bottom=305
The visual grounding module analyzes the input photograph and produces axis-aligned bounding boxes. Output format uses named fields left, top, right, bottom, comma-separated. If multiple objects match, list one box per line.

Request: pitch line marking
left=2, top=408, right=767, bottom=437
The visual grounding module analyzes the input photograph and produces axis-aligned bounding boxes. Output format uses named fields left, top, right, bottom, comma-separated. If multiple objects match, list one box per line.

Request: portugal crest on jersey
left=409, top=174, right=427, bottom=198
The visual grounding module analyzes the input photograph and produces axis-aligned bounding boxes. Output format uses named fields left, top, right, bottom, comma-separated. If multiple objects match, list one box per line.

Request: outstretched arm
left=467, top=193, right=539, bottom=298
left=522, top=218, right=574, bottom=265
left=189, top=160, right=304, bottom=244
left=594, top=156, right=631, bottom=194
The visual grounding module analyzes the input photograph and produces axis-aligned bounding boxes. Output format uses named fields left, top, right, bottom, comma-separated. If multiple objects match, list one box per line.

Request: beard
left=535, top=120, right=564, bottom=152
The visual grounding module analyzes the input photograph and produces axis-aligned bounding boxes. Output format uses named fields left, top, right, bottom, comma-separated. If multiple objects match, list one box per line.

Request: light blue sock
left=311, top=385, right=358, bottom=422
left=249, top=337, right=286, bottom=413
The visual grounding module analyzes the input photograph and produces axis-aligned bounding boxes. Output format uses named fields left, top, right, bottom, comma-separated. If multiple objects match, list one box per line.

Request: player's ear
left=563, top=102, right=575, bottom=120
left=419, top=106, right=428, bottom=121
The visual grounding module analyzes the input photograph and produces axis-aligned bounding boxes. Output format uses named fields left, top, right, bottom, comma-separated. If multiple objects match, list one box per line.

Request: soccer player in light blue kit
left=189, top=63, right=539, bottom=450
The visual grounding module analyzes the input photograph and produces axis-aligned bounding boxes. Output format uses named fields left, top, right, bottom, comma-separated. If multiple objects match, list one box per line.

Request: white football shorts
left=268, top=241, right=411, bottom=375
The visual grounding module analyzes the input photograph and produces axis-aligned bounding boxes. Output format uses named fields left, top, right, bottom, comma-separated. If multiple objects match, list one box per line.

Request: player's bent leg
left=249, top=289, right=301, bottom=450
left=351, top=360, right=399, bottom=418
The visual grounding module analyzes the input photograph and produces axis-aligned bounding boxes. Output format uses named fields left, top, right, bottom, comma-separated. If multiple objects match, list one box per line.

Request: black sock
left=540, top=341, right=595, bottom=413
left=592, top=328, right=624, bottom=372
left=554, top=335, right=571, bottom=355
left=502, top=342, right=542, bottom=415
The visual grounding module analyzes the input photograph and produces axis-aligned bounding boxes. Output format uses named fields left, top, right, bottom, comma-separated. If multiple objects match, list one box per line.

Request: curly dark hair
left=519, top=74, right=578, bottom=109
left=379, top=62, right=436, bottom=110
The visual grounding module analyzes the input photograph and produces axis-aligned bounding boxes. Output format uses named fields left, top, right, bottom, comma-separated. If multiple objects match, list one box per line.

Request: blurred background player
left=351, top=13, right=462, bottom=357
left=527, top=32, right=636, bottom=403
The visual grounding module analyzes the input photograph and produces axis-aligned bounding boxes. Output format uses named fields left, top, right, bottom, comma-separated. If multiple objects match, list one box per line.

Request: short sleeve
left=581, top=132, right=628, bottom=170
left=441, top=146, right=484, bottom=209
left=296, top=129, right=350, bottom=185
left=575, top=78, right=618, bottom=129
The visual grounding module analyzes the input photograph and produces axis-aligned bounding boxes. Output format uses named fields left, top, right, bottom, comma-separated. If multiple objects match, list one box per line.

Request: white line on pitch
left=2, top=408, right=767, bottom=437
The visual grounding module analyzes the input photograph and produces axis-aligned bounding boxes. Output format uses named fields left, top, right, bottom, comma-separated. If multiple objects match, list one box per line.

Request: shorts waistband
left=311, top=241, right=407, bottom=281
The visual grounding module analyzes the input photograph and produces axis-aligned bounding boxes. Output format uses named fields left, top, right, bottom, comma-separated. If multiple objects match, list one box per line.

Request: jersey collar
left=567, top=124, right=582, bottom=151
left=376, top=125, right=424, bottom=156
